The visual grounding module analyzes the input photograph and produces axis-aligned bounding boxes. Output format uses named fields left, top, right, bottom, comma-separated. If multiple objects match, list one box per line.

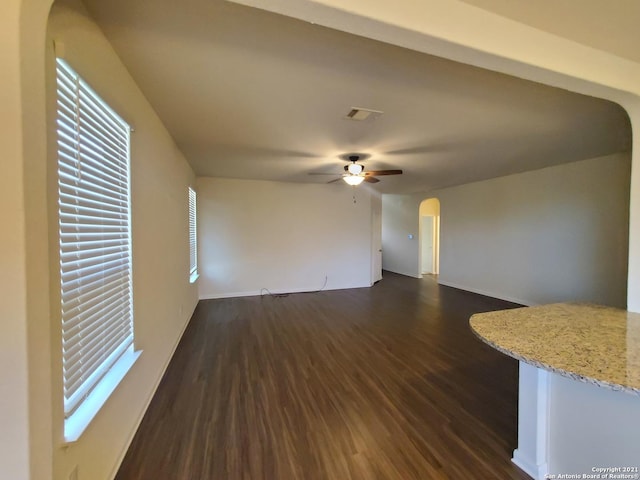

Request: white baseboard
left=380, top=266, right=421, bottom=279
left=199, top=283, right=370, bottom=300
left=512, top=449, right=547, bottom=480
left=436, top=279, right=534, bottom=306
left=108, top=301, right=197, bottom=479
left=200, top=289, right=272, bottom=300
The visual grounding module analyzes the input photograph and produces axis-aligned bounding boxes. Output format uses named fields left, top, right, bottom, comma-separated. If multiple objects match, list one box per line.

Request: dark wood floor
left=116, top=272, right=530, bottom=480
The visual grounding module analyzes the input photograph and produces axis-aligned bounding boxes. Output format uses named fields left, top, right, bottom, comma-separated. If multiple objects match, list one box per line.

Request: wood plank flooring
left=116, top=272, right=531, bottom=479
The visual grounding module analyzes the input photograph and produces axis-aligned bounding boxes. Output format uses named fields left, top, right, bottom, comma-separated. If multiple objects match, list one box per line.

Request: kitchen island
left=470, top=303, right=640, bottom=479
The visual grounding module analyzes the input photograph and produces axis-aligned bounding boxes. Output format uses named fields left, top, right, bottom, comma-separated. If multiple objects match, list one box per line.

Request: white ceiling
left=82, top=0, right=631, bottom=194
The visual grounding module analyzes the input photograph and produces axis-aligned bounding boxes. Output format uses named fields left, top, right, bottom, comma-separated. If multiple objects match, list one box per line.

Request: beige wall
left=197, top=177, right=377, bottom=298
left=1, top=0, right=31, bottom=477
left=44, top=1, right=199, bottom=479
left=436, top=154, right=630, bottom=306
left=383, top=154, right=630, bottom=306
left=419, top=198, right=439, bottom=217
left=419, top=198, right=440, bottom=275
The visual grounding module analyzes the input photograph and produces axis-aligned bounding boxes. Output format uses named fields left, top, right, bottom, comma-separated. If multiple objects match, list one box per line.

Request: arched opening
left=419, top=198, right=440, bottom=276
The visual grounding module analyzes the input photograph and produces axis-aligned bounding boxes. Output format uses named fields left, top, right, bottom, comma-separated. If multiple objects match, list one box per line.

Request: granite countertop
left=469, top=303, right=640, bottom=395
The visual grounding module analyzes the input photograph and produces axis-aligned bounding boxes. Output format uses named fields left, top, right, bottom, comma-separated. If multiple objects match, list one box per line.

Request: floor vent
left=345, top=107, right=383, bottom=121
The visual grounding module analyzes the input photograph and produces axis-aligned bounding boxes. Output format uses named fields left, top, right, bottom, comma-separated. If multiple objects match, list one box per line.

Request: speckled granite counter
left=470, top=303, right=640, bottom=396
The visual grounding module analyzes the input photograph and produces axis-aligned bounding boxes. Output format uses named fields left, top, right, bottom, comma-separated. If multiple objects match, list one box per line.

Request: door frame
left=418, top=198, right=440, bottom=277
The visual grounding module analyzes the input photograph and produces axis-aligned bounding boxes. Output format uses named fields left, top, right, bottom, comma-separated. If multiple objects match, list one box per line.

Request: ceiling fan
left=310, top=154, right=403, bottom=186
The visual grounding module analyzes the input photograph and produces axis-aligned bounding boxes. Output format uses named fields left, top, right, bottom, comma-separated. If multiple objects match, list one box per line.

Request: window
left=56, top=59, right=140, bottom=442
left=189, top=186, right=198, bottom=282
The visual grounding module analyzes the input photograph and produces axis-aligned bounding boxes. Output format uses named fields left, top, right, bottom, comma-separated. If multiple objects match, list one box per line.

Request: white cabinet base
left=513, top=361, right=640, bottom=479
left=513, top=362, right=549, bottom=480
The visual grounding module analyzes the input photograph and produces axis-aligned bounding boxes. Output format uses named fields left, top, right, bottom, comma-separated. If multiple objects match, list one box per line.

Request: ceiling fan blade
left=327, top=177, right=343, bottom=184
left=364, top=176, right=380, bottom=183
left=309, top=172, right=342, bottom=176
left=365, top=169, right=403, bottom=176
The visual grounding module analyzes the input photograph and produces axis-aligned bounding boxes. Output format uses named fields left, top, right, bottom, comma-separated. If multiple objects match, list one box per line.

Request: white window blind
left=188, top=186, right=198, bottom=280
left=56, top=58, right=134, bottom=420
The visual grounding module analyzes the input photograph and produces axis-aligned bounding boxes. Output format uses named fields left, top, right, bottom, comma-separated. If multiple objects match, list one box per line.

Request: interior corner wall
left=47, top=1, right=199, bottom=479
left=197, top=177, right=374, bottom=298
left=436, top=153, right=630, bottom=307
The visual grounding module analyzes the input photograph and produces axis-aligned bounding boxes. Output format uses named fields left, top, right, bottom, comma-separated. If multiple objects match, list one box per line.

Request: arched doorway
left=419, top=198, right=440, bottom=276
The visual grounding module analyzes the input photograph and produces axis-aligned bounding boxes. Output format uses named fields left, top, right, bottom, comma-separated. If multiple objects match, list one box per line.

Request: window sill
left=63, top=347, right=142, bottom=444
left=189, top=272, right=199, bottom=284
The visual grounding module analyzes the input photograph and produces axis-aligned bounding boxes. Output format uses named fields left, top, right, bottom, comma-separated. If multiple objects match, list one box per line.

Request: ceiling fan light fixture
left=343, top=175, right=365, bottom=186
left=347, top=163, right=364, bottom=175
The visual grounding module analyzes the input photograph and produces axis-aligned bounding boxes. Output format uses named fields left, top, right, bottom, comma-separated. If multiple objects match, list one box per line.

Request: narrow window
left=189, top=186, right=198, bottom=282
left=56, top=59, right=139, bottom=441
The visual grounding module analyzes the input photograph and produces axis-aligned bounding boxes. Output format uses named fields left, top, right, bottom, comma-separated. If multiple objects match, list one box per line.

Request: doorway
left=419, top=198, right=440, bottom=276
left=371, top=195, right=383, bottom=283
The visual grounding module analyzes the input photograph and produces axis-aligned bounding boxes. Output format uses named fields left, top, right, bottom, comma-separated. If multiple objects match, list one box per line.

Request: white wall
left=197, top=178, right=377, bottom=298
left=383, top=154, right=631, bottom=307
left=46, top=1, right=199, bottom=479
left=382, top=194, right=422, bottom=277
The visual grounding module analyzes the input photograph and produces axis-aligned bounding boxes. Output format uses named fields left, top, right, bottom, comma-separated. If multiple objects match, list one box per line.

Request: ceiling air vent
left=345, top=107, right=383, bottom=121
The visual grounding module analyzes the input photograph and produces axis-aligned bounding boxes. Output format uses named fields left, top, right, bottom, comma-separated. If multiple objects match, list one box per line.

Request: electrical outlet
left=69, top=466, right=78, bottom=480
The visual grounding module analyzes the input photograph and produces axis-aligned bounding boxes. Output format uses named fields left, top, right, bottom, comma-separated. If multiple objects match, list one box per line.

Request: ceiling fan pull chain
left=353, top=189, right=357, bottom=204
